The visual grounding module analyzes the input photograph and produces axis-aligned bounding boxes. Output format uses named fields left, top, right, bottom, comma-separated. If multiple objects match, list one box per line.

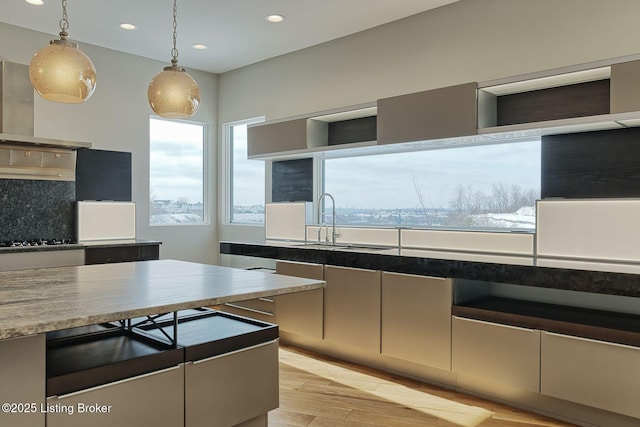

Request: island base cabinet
left=541, top=332, right=640, bottom=419
left=452, top=316, right=540, bottom=393
left=185, top=340, right=279, bottom=427
left=0, top=334, right=45, bottom=427
left=46, top=365, right=184, bottom=427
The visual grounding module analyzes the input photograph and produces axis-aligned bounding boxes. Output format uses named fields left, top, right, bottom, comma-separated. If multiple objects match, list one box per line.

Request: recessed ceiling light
left=119, top=23, right=137, bottom=30
left=265, top=14, right=285, bottom=23
left=192, top=44, right=208, bottom=50
left=25, top=0, right=44, bottom=5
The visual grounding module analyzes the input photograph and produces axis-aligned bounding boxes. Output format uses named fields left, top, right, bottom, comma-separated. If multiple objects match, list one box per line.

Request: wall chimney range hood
left=0, top=61, right=91, bottom=181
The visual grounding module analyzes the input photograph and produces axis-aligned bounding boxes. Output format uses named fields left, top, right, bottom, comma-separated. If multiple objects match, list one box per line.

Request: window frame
left=222, top=116, right=266, bottom=226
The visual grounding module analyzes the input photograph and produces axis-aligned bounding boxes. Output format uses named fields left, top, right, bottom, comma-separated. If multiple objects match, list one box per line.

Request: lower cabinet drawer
left=46, top=365, right=184, bottom=427
left=541, top=331, right=640, bottom=419
left=185, top=340, right=279, bottom=427
left=452, top=316, right=540, bottom=392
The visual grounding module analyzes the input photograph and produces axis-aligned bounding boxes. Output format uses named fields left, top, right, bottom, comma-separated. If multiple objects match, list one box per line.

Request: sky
left=325, top=139, right=541, bottom=210
left=149, top=117, right=205, bottom=204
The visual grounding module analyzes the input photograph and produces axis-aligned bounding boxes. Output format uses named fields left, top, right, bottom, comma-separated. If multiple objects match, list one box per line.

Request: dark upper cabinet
left=377, top=82, right=478, bottom=145
left=75, top=149, right=132, bottom=201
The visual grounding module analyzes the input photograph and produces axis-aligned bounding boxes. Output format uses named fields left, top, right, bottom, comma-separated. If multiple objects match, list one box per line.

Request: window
left=224, top=118, right=265, bottom=224
left=323, top=139, right=540, bottom=231
left=149, top=117, right=206, bottom=225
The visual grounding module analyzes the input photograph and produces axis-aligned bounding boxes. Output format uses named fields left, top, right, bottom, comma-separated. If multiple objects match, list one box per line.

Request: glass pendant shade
left=29, top=39, right=97, bottom=104
left=148, top=65, right=200, bottom=119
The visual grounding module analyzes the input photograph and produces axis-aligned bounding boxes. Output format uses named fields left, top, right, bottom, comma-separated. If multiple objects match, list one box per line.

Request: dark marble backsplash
left=0, top=179, right=75, bottom=241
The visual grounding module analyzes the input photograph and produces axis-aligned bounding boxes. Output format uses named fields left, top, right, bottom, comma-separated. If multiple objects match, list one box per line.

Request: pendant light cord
left=171, top=0, right=179, bottom=66
left=58, top=0, right=69, bottom=40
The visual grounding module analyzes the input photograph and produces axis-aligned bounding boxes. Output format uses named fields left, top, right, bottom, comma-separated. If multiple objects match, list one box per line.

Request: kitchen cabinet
left=220, top=297, right=275, bottom=323
left=610, top=59, right=640, bottom=114
left=137, top=309, right=279, bottom=427
left=541, top=332, right=640, bottom=419
left=247, top=118, right=308, bottom=158
left=46, top=325, right=184, bottom=427
left=377, top=82, right=477, bottom=145
left=381, top=272, right=451, bottom=370
left=84, top=244, right=159, bottom=265
left=275, top=260, right=324, bottom=339
left=0, top=334, right=45, bottom=427
left=184, top=341, right=278, bottom=427
left=46, top=365, right=185, bottom=427
left=451, top=316, right=540, bottom=393
left=324, top=265, right=381, bottom=353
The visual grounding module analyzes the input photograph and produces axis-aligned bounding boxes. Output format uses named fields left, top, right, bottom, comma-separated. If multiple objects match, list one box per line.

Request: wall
left=217, top=0, right=640, bottom=244
left=0, top=22, right=219, bottom=264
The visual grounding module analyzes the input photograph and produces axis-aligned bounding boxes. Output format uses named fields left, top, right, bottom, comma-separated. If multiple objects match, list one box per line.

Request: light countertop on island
left=0, top=259, right=325, bottom=340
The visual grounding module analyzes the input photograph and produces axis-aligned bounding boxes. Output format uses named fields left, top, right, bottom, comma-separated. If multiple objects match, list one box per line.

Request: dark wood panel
left=328, top=116, right=376, bottom=145
left=542, top=127, right=640, bottom=198
left=271, top=158, right=313, bottom=202
left=497, top=79, right=610, bottom=126
left=75, top=149, right=132, bottom=201
left=84, top=245, right=159, bottom=265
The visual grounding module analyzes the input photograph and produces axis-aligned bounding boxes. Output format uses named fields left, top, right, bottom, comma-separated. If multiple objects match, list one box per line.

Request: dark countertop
left=0, top=259, right=324, bottom=340
left=220, top=241, right=640, bottom=298
left=0, top=239, right=162, bottom=254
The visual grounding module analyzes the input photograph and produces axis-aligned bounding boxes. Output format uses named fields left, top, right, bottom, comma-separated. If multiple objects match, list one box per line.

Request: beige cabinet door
left=47, top=365, right=184, bottom=427
left=611, top=59, right=640, bottom=113
left=247, top=118, right=307, bottom=157
left=324, top=265, right=381, bottom=353
left=381, top=272, right=451, bottom=370
left=275, top=260, right=324, bottom=339
left=185, top=340, right=279, bottom=427
left=377, top=82, right=477, bottom=145
left=0, top=334, right=45, bottom=427
left=452, top=316, right=540, bottom=392
left=541, top=332, right=640, bottom=419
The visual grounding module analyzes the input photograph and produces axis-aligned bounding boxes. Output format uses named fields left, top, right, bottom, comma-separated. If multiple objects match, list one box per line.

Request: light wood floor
left=269, top=345, right=577, bottom=427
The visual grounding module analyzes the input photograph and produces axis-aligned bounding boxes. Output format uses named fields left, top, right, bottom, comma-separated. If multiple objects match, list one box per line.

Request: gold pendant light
left=29, top=0, right=97, bottom=104
left=148, top=0, right=200, bottom=119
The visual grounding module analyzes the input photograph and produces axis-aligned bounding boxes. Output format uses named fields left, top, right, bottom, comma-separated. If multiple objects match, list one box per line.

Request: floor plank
left=270, top=345, right=577, bottom=427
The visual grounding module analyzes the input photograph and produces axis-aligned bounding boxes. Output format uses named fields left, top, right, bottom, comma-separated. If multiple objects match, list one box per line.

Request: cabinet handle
left=0, top=171, right=63, bottom=177
left=51, top=364, right=183, bottom=399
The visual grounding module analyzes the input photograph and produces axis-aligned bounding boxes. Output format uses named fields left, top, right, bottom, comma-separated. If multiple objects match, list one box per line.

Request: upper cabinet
left=247, top=106, right=377, bottom=159
left=377, top=82, right=478, bottom=145
left=247, top=118, right=309, bottom=158
left=610, top=59, right=640, bottom=114
left=248, top=55, right=640, bottom=160
left=478, top=58, right=640, bottom=135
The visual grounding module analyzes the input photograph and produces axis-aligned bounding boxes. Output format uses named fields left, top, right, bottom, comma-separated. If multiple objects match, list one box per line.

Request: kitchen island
left=0, top=259, right=325, bottom=427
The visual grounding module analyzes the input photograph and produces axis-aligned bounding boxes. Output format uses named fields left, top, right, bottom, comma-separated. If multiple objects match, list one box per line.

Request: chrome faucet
left=317, top=193, right=339, bottom=245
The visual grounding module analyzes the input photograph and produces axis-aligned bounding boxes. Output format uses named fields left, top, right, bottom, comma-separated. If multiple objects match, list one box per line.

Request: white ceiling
left=1, top=0, right=459, bottom=74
